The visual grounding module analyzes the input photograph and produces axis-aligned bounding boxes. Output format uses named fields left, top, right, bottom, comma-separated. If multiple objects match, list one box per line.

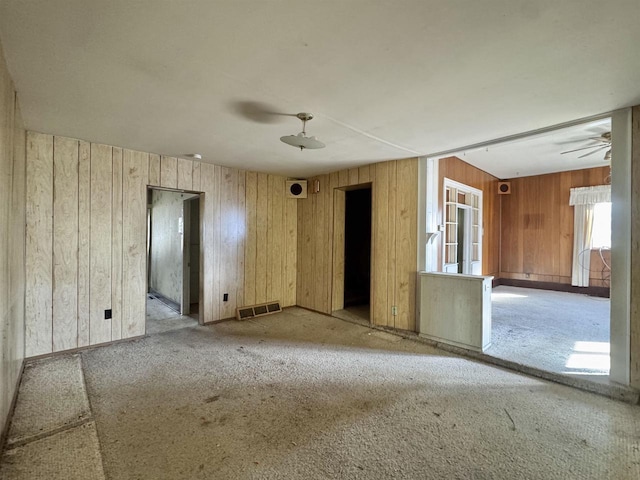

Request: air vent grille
left=236, top=301, right=282, bottom=320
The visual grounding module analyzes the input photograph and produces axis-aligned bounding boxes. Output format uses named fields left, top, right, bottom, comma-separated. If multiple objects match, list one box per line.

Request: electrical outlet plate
left=391, top=306, right=398, bottom=316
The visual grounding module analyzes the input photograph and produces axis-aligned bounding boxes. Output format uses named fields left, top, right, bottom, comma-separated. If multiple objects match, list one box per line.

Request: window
left=442, top=178, right=482, bottom=275
left=591, top=202, right=611, bottom=248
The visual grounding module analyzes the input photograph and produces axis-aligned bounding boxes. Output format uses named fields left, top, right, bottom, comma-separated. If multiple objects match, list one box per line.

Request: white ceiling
left=447, top=117, right=612, bottom=179
left=0, top=1, right=639, bottom=177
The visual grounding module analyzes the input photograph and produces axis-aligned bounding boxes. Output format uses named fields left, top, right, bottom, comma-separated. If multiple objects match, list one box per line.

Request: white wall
left=149, top=190, right=185, bottom=305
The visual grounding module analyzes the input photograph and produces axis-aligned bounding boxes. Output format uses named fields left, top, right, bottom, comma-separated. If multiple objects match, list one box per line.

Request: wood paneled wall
left=25, top=134, right=296, bottom=357
left=0, top=43, right=26, bottom=440
left=438, top=156, right=500, bottom=276
left=297, top=160, right=418, bottom=331
left=437, top=156, right=611, bottom=287
left=500, top=166, right=610, bottom=284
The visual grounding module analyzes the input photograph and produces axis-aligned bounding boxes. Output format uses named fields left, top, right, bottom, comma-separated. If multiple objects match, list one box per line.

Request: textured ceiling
left=447, top=117, right=612, bottom=179
left=0, top=1, right=639, bottom=177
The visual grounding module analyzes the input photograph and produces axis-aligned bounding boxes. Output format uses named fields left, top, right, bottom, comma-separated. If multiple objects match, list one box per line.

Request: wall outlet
left=391, top=306, right=398, bottom=316
left=223, top=293, right=229, bottom=302
left=105, top=309, right=112, bottom=320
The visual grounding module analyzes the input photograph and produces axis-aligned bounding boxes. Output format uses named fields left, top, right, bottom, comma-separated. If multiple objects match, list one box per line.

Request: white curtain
left=569, top=185, right=611, bottom=205
left=569, top=185, right=610, bottom=287
left=571, top=204, right=594, bottom=286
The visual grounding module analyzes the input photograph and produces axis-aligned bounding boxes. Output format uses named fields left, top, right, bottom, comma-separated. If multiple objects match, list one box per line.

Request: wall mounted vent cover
left=498, top=181, right=511, bottom=195
left=236, top=301, right=282, bottom=320
left=286, top=180, right=307, bottom=198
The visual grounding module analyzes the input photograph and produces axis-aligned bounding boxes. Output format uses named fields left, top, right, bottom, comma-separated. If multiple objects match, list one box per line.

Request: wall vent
left=498, top=181, right=511, bottom=195
left=286, top=180, right=307, bottom=198
left=236, top=301, right=282, bottom=320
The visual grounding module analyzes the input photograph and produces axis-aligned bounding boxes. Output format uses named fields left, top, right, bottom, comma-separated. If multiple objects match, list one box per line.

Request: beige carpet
left=487, top=286, right=610, bottom=379
left=0, top=355, right=105, bottom=480
left=1, top=423, right=105, bottom=480
left=6, top=355, right=91, bottom=447
left=3, top=308, right=639, bottom=479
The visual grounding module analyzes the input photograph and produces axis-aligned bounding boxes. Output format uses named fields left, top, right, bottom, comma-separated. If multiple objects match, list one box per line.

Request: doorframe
left=441, top=177, right=483, bottom=274
left=456, top=204, right=472, bottom=274
left=181, top=195, right=202, bottom=317
left=610, top=108, right=631, bottom=385
left=181, top=196, right=191, bottom=315
left=331, top=183, right=373, bottom=322
left=145, top=187, right=205, bottom=327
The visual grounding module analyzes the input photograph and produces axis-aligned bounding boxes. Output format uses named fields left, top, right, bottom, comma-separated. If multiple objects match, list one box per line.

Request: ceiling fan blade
left=561, top=143, right=608, bottom=155
left=229, top=100, right=296, bottom=124
left=578, top=145, right=609, bottom=158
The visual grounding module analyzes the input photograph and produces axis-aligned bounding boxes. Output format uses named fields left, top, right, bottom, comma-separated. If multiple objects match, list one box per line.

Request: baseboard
left=1, top=359, right=26, bottom=453
left=494, top=278, right=610, bottom=298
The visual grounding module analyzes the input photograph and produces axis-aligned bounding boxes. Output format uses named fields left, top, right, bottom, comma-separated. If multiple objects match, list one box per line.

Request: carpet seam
left=79, top=352, right=109, bottom=479
left=5, top=416, right=93, bottom=450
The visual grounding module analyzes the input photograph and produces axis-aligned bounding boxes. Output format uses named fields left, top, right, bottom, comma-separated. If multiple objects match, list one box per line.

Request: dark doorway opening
left=344, top=187, right=372, bottom=309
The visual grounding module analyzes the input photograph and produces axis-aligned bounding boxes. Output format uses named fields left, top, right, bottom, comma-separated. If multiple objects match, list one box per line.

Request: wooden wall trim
left=331, top=189, right=345, bottom=312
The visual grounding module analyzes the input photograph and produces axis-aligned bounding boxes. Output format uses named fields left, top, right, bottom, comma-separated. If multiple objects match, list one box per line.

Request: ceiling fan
left=280, top=113, right=325, bottom=150
left=230, top=100, right=326, bottom=150
left=561, top=131, right=611, bottom=161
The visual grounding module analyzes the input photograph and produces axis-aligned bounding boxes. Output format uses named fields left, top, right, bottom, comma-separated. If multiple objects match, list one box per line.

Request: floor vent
left=236, top=301, right=282, bottom=320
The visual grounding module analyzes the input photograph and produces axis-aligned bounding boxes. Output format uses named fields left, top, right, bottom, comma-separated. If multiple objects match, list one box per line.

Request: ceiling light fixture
left=280, top=113, right=325, bottom=151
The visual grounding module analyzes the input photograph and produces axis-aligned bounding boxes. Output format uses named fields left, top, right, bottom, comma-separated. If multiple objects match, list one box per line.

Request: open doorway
left=332, top=184, right=372, bottom=324
left=146, top=188, right=201, bottom=335
left=344, top=188, right=372, bottom=309
left=422, top=115, right=622, bottom=385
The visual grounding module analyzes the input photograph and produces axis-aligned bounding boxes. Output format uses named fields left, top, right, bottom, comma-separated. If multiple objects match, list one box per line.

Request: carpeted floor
left=0, top=356, right=105, bottom=479
left=487, top=286, right=610, bottom=379
left=2, top=307, right=638, bottom=479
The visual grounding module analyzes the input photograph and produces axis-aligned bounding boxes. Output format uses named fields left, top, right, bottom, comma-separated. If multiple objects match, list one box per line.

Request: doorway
left=421, top=113, right=629, bottom=386
left=146, top=188, right=201, bottom=334
left=344, top=188, right=372, bottom=308
left=442, top=178, right=482, bottom=275
left=332, top=184, right=372, bottom=324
